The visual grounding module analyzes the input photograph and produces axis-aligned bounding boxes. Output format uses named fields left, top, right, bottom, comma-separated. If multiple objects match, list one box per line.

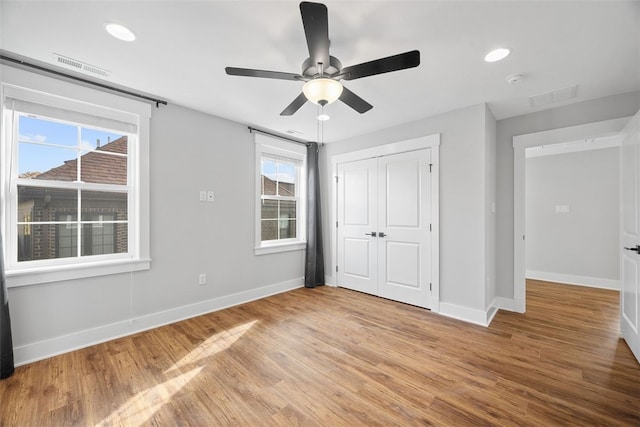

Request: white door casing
left=621, top=111, right=640, bottom=363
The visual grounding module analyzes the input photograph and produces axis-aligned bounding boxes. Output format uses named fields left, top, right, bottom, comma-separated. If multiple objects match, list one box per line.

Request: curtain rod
left=248, top=126, right=311, bottom=147
left=0, top=53, right=168, bottom=108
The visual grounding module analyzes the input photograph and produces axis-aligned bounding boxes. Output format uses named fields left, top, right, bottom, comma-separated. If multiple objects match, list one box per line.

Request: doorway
left=512, top=117, right=631, bottom=312
left=524, top=138, right=621, bottom=289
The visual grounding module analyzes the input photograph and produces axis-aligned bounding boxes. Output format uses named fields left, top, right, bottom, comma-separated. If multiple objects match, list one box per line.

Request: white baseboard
left=495, top=296, right=526, bottom=313
left=439, top=302, right=492, bottom=327
left=13, top=278, right=304, bottom=366
left=493, top=297, right=515, bottom=311
left=526, top=270, right=619, bottom=291
left=492, top=296, right=525, bottom=315
left=324, top=274, right=336, bottom=286
left=486, top=306, right=499, bottom=325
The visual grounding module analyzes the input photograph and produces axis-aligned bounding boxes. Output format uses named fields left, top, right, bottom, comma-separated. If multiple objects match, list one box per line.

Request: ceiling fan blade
left=225, top=67, right=303, bottom=81
left=339, top=86, right=373, bottom=114
left=340, top=50, right=420, bottom=81
left=280, top=93, right=308, bottom=116
left=300, top=2, right=330, bottom=68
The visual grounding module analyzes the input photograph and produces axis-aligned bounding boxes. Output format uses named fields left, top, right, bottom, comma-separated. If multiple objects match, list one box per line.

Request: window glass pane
left=261, top=158, right=277, bottom=196
left=18, top=186, right=77, bottom=222
left=277, top=162, right=296, bottom=196
left=18, top=143, right=77, bottom=181
left=81, top=222, right=126, bottom=256
left=261, top=220, right=278, bottom=241
left=279, top=220, right=296, bottom=239
left=80, top=151, right=127, bottom=185
left=81, top=190, right=128, bottom=221
left=81, top=128, right=126, bottom=153
left=57, top=220, right=78, bottom=259
left=261, top=199, right=277, bottom=220
left=19, top=115, right=77, bottom=147
left=17, top=223, right=77, bottom=261
left=280, top=200, right=297, bottom=221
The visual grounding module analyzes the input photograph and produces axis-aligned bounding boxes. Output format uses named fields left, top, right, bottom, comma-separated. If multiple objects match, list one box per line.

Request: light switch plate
left=555, top=205, right=570, bottom=213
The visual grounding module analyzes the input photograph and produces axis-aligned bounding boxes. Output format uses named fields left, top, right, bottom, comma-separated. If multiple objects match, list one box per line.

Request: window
left=15, top=115, right=128, bottom=263
left=1, top=68, right=151, bottom=286
left=254, top=134, right=306, bottom=254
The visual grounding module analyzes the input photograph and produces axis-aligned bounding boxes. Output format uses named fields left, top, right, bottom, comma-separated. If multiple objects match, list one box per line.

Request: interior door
left=621, top=111, right=640, bottom=363
left=377, top=150, right=432, bottom=308
left=337, top=158, right=378, bottom=295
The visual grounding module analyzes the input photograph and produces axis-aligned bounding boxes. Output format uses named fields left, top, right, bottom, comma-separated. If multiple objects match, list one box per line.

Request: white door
left=377, top=150, right=432, bottom=308
left=337, top=150, right=432, bottom=309
left=621, top=110, right=640, bottom=363
left=337, top=158, right=378, bottom=295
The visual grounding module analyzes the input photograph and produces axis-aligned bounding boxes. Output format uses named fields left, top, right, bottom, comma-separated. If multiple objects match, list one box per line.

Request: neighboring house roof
left=35, top=136, right=127, bottom=185
left=262, top=175, right=295, bottom=197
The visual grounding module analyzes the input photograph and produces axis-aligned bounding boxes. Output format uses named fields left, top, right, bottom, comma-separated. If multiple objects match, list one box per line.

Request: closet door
left=377, top=150, right=432, bottom=308
left=337, top=149, right=432, bottom=309
left=337, top=158, right=378, bottom=295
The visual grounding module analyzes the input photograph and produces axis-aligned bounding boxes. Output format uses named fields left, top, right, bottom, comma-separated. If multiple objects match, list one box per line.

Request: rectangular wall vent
left=52, top=53, right=110, bottom=78
left=529, top=84, right=578, bottom=108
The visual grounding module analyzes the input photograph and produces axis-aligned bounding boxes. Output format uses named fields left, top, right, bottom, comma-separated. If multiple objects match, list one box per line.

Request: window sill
left=254, top=241, right=306, bottom=255
left=6, top=258, right=151, bottom=288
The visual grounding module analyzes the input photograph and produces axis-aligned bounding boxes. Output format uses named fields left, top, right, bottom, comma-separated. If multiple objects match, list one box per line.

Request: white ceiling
left=1, top=0, right=639, bottom=143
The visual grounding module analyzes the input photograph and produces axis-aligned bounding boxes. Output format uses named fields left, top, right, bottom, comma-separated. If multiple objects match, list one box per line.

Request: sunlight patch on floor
left=166, top=320, right=258, bottom=373
left=96, top=366, right=203, bottom=427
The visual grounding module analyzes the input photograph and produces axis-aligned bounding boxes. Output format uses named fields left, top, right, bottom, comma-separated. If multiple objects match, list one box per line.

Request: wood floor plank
left=1, top=280, right=638, bottom=426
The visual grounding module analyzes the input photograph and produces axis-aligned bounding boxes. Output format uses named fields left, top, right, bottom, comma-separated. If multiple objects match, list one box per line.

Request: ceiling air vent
left=52, top=53, right=110, bottom=78
left=529, top=84, right=578, bottom=108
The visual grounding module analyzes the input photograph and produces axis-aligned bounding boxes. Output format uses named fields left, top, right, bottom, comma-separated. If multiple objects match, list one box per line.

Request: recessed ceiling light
left=484, top=48, right=510, bottom=63
left=317, top=114, right=330, bottom=121
left=105, top=23, right=136, bottom=42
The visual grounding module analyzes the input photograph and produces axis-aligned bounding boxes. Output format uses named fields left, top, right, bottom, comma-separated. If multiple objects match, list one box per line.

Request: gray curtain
left=305, top=142, right=325, bottom=288
left=1, top=228, right=14, bottom=379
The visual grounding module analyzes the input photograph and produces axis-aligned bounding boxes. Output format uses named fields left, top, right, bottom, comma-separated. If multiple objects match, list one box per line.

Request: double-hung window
left=254, top=134, right=306, bottom=254
left=1, top=68, right=151, bottom=286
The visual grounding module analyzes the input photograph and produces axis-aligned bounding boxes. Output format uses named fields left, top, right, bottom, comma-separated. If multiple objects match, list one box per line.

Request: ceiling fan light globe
left=303, top=78, right=343, bottom=105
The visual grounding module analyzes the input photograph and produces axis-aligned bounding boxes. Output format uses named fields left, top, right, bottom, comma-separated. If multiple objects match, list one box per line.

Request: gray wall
left=526, top=147, right=620, bottom=282
left=322, top=103, right=490, bottom=312
left=496, top=91, right=639, bottom=298
left=484, top=105, right=497, bottom=309
left=7, top=75, right=306, bottom=359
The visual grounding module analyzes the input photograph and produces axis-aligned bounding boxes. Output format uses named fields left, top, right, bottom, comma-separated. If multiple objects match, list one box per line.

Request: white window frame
left=1, top=65, right=151, bottom=287
left=254, top=133, right=306, bottom=255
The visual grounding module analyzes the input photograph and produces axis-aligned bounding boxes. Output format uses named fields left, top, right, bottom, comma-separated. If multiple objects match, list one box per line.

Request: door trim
left=330, top=134, right=441, bottom=311
left=512, top=117, right=631, bottom=313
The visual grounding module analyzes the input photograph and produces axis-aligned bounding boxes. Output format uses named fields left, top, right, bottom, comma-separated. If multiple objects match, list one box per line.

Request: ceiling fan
left=225, top=1, right=420, bottom=116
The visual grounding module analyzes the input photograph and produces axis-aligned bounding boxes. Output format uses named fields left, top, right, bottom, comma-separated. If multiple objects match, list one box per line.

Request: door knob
left=378, top=232, right=387, bottom=238
left=365, top=232, right=377, bottom=237
left=624, top=245, right=640, bottom=254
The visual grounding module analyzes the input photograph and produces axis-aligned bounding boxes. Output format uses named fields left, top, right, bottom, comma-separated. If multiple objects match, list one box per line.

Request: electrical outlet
left=198, top=273, right=206, bottom=285
left=207, top=191, right=215, bottom=202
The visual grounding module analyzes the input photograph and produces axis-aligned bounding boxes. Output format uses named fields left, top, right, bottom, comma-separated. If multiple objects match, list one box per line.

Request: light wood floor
left=1, top=280, right=638, bottom=426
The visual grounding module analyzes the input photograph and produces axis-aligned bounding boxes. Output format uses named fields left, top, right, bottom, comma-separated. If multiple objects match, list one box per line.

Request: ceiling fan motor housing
left=302, top=56, right=342, bottom=78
